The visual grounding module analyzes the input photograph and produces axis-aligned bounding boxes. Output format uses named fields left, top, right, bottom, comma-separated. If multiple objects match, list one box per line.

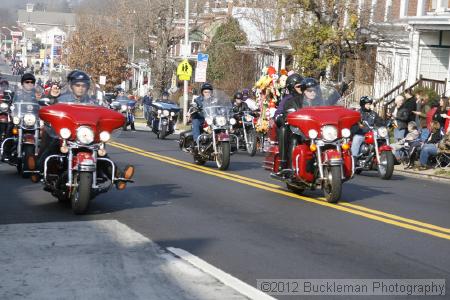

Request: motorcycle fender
left=161, top=119, right=168, bottom=126
left=217, top=132, right=229, bottom=142
left=378, top=144, right=392, bottom=152
left=73, top=152, right=96, bottom=172
left=322, top=149, right=342, bottom=166
left=342, top=151, right=353, bottom=179
left=22, top=134, right=35, bottom=144
left=292, top=144, right=314, bottom=182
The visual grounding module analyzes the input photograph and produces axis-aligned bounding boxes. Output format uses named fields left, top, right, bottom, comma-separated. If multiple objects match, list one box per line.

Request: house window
left=419, top=48, right=449, bottom=81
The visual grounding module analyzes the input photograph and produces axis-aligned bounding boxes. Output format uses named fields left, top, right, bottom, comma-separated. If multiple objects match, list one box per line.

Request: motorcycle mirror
left=39, top=98, right=51, bottom=106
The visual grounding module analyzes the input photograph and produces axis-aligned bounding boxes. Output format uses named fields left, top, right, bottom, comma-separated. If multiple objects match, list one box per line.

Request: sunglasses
left=294, top=85, right=301, bottom=89
left=23, top=81, right=35, bottom=84
left=73, top=83, right=87, bottom=88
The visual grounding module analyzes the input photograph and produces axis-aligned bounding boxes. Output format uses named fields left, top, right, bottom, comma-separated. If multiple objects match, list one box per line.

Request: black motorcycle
left=110, top=97, right=136, bottom=131
left=230, top=109, right=258, bottom=156
left=179, top=95, right=233, bottom=170
left=150, top=101, right=180, bottom=139
left=0, top=89, right=13, bottom=141
left=0, top=91, right=41, bottom=178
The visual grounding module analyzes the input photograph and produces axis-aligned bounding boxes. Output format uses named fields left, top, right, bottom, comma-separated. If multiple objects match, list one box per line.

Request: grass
left=434, top=168, right=450, bottom=177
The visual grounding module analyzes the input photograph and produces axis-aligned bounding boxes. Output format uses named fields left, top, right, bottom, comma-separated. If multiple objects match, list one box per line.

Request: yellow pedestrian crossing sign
left=177, top=59, right=193, bottom=81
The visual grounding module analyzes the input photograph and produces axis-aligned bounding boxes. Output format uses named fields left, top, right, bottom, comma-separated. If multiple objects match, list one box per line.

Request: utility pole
left=183, top=0, right=189, bottom=125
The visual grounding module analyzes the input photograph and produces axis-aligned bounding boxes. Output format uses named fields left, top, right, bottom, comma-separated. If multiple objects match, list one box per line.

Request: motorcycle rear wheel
left=71, top=172, right=92, bottom=215
left=323, top=165, right=342, bottom=203
left=216, top=142, right=230, bottom=170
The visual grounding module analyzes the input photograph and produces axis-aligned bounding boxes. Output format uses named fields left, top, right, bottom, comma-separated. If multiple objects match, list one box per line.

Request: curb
left=393, top=167, right=450, bottom=184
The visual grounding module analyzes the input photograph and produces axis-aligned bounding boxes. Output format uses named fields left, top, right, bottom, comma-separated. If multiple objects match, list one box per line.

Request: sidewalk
left=394, top=165, right=450, bottom=183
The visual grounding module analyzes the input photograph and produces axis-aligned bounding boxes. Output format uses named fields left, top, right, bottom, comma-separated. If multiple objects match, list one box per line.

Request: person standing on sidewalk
left=412, top=94, right=432, bottom=141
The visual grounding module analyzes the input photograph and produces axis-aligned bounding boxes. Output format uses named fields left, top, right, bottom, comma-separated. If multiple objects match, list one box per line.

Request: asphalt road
left=1, top=128, right=449, bottom=299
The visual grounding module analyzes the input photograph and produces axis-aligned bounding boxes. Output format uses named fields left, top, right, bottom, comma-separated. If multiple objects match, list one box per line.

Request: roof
left=265, top=38, right=292, bottom=50
left=17, top=9, right=76, bottom=27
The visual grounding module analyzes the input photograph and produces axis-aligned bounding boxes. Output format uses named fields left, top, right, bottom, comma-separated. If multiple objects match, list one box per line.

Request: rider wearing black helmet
left=273, top=73, right=304, bottom=176
left=231, top=91, right=249, bottom=113
left=299, top=77, right=320, bottom=107
left=58, top=70, right=93, bottom=103
left=274, top=73, right=303, bottom=118
left=351, top=96, right=385, bottom=158
left=191, top=82, right=213, bottom=142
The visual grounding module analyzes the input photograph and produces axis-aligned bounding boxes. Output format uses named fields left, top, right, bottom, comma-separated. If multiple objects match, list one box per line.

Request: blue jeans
left=419, top=143, right=437, bottom=166
left=420, top=128, right=429, bottom=142
left=394, top=128, right=406, bottom=142
left=192, top=117, right=204, bottom=142
left=351, top=134, right=365, bottom=157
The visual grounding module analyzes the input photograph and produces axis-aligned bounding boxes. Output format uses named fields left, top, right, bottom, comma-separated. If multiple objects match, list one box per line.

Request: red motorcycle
left=37, top=102, right=133, bottom=214
left=264, top=85, right=361, bottom=203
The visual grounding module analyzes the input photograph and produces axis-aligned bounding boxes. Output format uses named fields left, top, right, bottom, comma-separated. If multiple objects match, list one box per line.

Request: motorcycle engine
left=360, top=144, right=371, bottom=155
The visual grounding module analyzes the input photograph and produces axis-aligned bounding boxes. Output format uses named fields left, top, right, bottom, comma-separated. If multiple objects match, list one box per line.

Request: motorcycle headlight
left=121, top=105, right=127, bottom=112
left=245, top=114, right=253, bottom=122
left=229, top=118, right=236, bottom=125
left=23, top=113, right=36, bottom=126
left=321, top=125, right=338, bottom=142
left=341, top=128, right=351, bottom=138
left=163, top=110, right=170, bottom=117
left=157, top=109, right=162, bottom=114
left=76, top=126, right=95, bottom=145
left=60, top=128, right=71, bottom=139
left=377, top=127, right=388, bottom=138
left=205, top=116, right=213, bottom=125
left=308, top=129, right=318, bottom=139
left=170, top=111, right=175, bottom=116
left=99, top=131, right=111, bottom=142
left=0, top=103, right=8, bottom=111
left=215, top=116, right=227, bottom=127
left=13, top=116, right=20, bottom=125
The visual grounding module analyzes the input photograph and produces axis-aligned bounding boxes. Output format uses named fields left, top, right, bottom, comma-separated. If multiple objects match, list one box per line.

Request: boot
left=116, top=165, right=135, bottom=190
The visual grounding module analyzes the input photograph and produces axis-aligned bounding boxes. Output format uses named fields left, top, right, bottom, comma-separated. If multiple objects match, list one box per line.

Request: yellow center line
left=109, top=141, right=450, bottom=241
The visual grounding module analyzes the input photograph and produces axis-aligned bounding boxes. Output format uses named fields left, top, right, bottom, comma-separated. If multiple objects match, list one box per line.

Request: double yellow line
left=109, top=141, right=450, bottom=241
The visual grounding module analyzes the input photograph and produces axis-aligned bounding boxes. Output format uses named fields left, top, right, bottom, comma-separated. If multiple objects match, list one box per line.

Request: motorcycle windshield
left=203, top=91, right=232, bottom=120
left=57, top=92, right=99, bottom=105
left=11, top=90, right=40, bottom=118
left=302, top=85, right=343, bottom=107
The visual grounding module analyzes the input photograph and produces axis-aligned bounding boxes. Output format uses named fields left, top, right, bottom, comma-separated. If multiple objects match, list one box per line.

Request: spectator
left=403, top=88, right=418, bottom=123
left=437, top=125, right=450, bottom=154
left=432, top=96, right=450, bottom=130
left=391, top=121, right=420, bottom=160
left=412, top=93, right=432, bottom=141
left=417, top=121, right=444, bottom=170
left=387, top=95, right=409, bottom=141
left=142, top=89, right=153, bottom=125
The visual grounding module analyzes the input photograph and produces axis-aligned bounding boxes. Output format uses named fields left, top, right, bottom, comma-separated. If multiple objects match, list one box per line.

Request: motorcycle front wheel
left=323, top=165, right=342, bottom=203
left=21, top=145, right=35, bottom=178
left=378, top=151, right=394, bottom=180
left=247, top=129, right=257, bottom=157
left=216, top=142, right=230, bottom=170
left=160, top=124, right=168, bottom=139
left=71, top=172, right=92, bottom=215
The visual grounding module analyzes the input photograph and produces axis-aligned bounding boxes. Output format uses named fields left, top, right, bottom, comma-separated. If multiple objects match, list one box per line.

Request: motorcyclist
left=57, top=70, right=95, bottom=104
left=30, top=70, right=134, bottom=189
left=231, top=92, right=249, bottom=114
left=274, top=74, right=304, bottom=174
left=191, top=82, right=213, bottom=142
left=351, top=96, right=386, bottom=159
left=274, top=73, right=303, bottom=118
left=13, top=73, right=36, bottom=103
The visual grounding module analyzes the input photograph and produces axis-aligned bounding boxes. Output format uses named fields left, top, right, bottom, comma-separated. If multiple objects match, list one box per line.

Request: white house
left=372, top=0, right=450, bottom=98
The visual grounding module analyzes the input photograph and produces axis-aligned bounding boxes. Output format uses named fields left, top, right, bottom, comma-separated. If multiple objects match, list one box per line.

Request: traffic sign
left=177, top=59, right=192, bottom=81
left=197, top=53, right=209, bottom=62
left=11, top=31, right=22, bottom=37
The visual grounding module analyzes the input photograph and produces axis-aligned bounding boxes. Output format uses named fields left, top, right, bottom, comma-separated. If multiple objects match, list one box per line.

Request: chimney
left=26, top=3, right=34, bottom=13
